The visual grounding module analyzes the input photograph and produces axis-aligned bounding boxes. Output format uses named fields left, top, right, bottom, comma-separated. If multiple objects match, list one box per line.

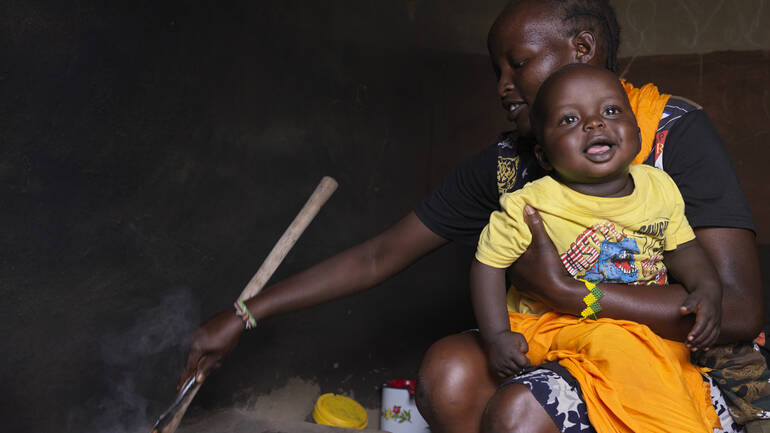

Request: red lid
left=386, top=379, right=416, bottom=395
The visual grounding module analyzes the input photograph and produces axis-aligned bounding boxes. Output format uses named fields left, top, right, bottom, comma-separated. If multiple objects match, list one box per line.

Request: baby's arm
left=663, top=239, right=722, bottom=351
left=470, top=259, right=530, bottom=377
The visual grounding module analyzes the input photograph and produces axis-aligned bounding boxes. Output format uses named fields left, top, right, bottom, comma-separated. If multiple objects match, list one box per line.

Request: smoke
left=68, top=287, right=201, bottom=433
left=100, top=288, right=200, bottom=366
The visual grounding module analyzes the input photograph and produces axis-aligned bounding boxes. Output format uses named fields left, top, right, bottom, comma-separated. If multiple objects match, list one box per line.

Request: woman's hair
left=509, top=0, right=621, bottom=72
left=552, top=0, right=621, bottom=71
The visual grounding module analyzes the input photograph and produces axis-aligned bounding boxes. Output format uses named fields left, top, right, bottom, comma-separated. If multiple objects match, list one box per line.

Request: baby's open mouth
left=586, top=142, right=614, bottom=155
left=583, top=140, right=618, bottom=163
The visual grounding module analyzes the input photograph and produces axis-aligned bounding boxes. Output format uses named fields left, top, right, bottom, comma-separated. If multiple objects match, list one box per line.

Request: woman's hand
left=508, top=205, right=572, bottom=305
left=178, top=309, right=244, bottom=388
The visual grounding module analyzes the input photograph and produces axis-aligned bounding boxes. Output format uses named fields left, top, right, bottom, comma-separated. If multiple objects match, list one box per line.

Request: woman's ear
left=572, top=31, right=597, bottom=65
left=534, top=144, right=553, bottom=171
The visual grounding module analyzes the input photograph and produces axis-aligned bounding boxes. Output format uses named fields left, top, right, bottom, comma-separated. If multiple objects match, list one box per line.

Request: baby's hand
left=485, top=331, right=530, bottom=378
left=680, top=289, right=721, bottom=351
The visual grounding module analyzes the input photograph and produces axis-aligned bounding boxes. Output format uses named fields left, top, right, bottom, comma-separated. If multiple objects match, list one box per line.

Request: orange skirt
left=508, top=311, right=720, bottom=433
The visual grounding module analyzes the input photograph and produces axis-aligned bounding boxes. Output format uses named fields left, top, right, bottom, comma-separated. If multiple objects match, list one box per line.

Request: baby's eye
left=511, top=58, right=527, bottom=69
left=604, top=105, right=622, bottom=116
left=558, top=115, right=578, bottom=126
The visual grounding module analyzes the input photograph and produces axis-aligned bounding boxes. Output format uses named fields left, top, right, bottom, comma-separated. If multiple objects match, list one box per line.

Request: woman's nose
left=497, top=70, right=515, bottom=97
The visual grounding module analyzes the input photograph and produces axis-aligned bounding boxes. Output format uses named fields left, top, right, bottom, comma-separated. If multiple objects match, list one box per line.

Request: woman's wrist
left=234, top=299, right=257, bottom=329
left=243, top=296, right=266, bottom=322
left=549, top=276, right=587, bottom=315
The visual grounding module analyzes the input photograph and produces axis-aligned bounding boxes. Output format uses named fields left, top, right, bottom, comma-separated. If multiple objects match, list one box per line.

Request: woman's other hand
left=508, top=205, right=572, bottom=305
left=178, top=309, right=244, bottom=388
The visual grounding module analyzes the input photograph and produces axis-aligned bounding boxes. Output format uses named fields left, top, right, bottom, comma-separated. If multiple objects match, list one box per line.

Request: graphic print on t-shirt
left=583, top=238, right=640, bottom=284
left=559, top=221, right=669, bottom=285
left=496, top=132, right=544, bottom=196
left=497, top=155, right=520, bottom=194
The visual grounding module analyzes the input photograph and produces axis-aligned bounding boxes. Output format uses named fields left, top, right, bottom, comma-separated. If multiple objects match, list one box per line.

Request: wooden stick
left=239, top=175, right=338, bottom=300
left=151, top=176, right=338, bottom=433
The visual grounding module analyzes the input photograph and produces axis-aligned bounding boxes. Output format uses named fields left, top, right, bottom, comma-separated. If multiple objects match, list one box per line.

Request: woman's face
left=488, top=1, right=584, bottom=136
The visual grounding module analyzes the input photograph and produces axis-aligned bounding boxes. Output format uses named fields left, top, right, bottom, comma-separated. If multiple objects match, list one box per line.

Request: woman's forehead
left=488, top=1, right=563, bottom=49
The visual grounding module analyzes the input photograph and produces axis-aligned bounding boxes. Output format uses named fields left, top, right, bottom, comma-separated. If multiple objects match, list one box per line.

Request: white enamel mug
left=380, top=380, right=430, bottom=433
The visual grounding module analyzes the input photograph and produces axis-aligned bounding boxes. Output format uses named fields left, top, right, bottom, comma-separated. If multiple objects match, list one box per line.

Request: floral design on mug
left=382, top=405, right=412, bottom=423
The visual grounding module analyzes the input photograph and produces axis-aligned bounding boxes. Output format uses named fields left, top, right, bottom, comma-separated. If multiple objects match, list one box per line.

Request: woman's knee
left=416, top=332, right=496, bottom=420
left=482, top=383, right=559, bottom=433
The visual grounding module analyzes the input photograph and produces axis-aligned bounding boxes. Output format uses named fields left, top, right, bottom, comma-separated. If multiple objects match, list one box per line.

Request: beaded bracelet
left=579, top=279, right=604, bottom=321
left=233, top=299, right=258, bottom=330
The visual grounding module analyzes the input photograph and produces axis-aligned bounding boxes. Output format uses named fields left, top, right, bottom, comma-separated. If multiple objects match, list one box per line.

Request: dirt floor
left=179, top=411, right=386, bottom=433
left=177, top=377, right=386, bottom=433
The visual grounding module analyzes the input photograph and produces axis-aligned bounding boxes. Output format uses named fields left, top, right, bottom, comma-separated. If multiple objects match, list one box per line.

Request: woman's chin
left=514, top=119, right=533, bottom=137
left=510, top=111, right=533, bottom=136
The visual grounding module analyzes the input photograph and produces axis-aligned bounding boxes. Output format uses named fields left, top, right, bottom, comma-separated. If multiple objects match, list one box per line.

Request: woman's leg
left=706, top=374, right=747, bottom=433
left=416, top=332, right=496, bottom=433
left=416, top=331, right=560, bottom=433
left=482, top=383, right=560, bottom=433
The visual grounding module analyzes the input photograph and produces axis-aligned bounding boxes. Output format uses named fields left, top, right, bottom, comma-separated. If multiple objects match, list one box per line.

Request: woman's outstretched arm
left=509, top=206, right=763, bottom=344
left=180, top=211, right=448, bottom=384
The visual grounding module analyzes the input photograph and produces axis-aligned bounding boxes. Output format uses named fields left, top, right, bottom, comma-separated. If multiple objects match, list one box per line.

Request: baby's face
left=535, top=67, right=641, bottom=185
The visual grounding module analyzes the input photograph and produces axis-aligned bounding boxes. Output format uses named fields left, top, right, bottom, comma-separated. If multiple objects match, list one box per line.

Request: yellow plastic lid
left=312, top=393, right=368, bottom=430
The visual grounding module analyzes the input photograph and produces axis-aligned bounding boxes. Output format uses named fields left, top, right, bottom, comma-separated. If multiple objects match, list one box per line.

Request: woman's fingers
left=523, top=205, right=548, bottom=246
left=195, top=354, right=221, bottom=382
left=178, top=310, right=244, bottom=388
left=179, top=343, right=203, bottom=389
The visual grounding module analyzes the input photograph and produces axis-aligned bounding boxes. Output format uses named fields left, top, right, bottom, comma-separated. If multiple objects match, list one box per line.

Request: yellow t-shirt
left=475, top=164, right=695, bottom=315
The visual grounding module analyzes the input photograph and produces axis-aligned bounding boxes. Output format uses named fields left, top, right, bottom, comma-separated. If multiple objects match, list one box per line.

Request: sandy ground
left=178, top=377, right=386, bottom=433
left=178, top=409, right=385, bottom=433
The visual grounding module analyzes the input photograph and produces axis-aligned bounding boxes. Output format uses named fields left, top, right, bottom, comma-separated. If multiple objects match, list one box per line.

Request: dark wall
left=0, top=2, right=507, bottom=432
left=2, top=2, right=768, bottom=433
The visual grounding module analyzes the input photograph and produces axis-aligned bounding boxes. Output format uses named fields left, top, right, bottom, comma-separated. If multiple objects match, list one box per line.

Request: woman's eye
left=512, top=59, right=527, bottom=69
left=604, top=105, right=621, bottom=116
left=558, top=115, right=578, bottom=126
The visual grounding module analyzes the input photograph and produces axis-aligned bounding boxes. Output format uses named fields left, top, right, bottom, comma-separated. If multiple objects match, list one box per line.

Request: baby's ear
left=534, top=144, right=553, bottom=171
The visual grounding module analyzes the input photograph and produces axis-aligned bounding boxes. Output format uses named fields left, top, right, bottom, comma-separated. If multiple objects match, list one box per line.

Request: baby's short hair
left=529, top=63, right=626, bottom=141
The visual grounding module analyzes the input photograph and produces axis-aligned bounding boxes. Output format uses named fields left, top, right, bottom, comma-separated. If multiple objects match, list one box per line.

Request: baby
left=471, top=63, right=737, bottom=431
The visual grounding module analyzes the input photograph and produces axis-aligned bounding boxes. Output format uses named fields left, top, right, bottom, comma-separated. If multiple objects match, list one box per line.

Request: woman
left=182, top=1, right=763, bottom=432
left=416, top=1, right=762, bottom=432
